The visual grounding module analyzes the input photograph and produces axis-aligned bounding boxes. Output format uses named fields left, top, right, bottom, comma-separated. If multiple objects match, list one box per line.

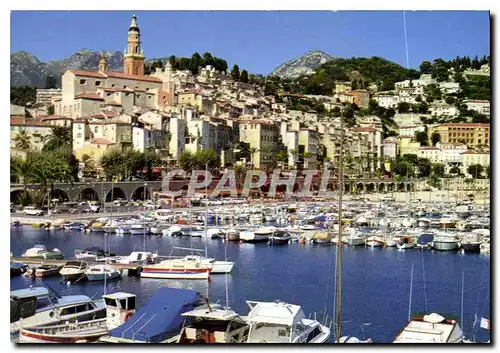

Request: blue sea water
left=10, top=227, right=491, bottom=343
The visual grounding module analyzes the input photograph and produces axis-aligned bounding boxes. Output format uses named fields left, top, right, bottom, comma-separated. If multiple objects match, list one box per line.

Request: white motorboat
left=10, top=287, right=106, bottom=335
left=461, top=233, right=482, bottom=253
left=129, top=223, right=149, bottom=235
left=181, top=255, right=234, bottom=274
left=366, top=235, right=385, bottom=248
left=155, top=209, right=172, bottom=221
left=18, top=292, right=136, bottom=343
left=243, top=300, right=330, bottom=343
left=162, top=225, right=183, bottom=237
left=141, top=258, right=211, bottom=279
left=59, top=261, right=88, bottom=282
left=22, top=245, right=64, bottom=260
left=432, top=233, right=459, bottom=251
left=115, top=251, right=158, bottom=265
left=74, top=247, right=106, bottom=261
left=394, top=313, right=463, bottom=343
left=240, top=227, right=275, bottom=243
left=177, top=307, right=250, bottom=343
left=85, top=264, right=122, bottom=281
left=347, top=234, right=365, bottom=247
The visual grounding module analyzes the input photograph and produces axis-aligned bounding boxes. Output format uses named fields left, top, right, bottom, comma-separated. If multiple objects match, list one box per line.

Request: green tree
left=419, top=61, right=433, bottom=74
left=100, top=149, right=126, bottom=180
left=397, top=102, right=410, bottom=113
left=168, top=55, right=177, bottom=69
left=11, top=86, right=37, bottom=106
left=430, top=132, right=441, bottom=146
left=42, top=126, right=72, bottom=152
left=11, top=156, right=36, bottom=205
left=449, top=165, right=461, bottom=176
left=467, top=164, right=484, bottom=179
left=231, top=65, right=240, bottom=81
left=80, top=154, right=95, bottom=172
left=415, top=131, right=429, bottom=146
left=44, top=75, right=57, bottom=89
left=13, top=130, right=32, bottom=150
left=179, top=151, right=196, bottom=173
left=47, top=105, right=55, bottom=115
left=485, top=165, right=490, bottom=179
left=431, top=163, right=445, bottom=178
left=240, top=70, right=249, bottom=83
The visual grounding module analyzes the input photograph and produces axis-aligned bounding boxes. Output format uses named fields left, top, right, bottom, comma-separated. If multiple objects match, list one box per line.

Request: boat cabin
left=103, top=292, right=136, bottom=330
left=178, top=308, right=249, bottom=343
left=245, top=300, right=327, bottom=343
left=10, top=287, right=51, bottom=323
left=394, top=313, right=463, bottom=343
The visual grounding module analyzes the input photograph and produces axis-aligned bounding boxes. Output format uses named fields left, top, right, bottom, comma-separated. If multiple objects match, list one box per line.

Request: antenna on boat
left=204, top=163, right=209, bottom=258
left=335, top=109, right=344, bottom=342
left=408, top=263, right=414, bottom=322
left=461, top=271, right=464, bottom=331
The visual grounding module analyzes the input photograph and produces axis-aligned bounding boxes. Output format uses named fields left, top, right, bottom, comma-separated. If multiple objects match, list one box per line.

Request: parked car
left=23, top=206, right=44, bottom=216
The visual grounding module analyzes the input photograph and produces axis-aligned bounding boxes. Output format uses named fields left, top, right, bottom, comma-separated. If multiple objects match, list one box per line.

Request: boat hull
left=140, top=268, right=210, bottom=279
left=347, top=238, right=365, bottom=247
left=35, top=268, right=61, bottom=277
left=86, top=272, right=121, bottom=281
left=433, top=241, right=458, bottom=251
left=462, top=242, right=481, bottom=253
left=269, top=236, right=291, bottom=245
left=60, top=271, right=86, bottom=282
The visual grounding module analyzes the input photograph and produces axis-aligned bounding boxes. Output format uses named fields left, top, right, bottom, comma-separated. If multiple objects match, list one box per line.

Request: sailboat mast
left=461, top=271, right=464, bottom=330
left=205, top=163, right=208, bottom=258
left=408, top=263, right=414, bottom=322
left=335, top=112, right=344, bottom=342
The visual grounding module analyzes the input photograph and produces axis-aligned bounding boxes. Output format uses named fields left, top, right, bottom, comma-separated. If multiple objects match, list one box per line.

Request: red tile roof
left=237, top=119, right=277, bottom=126
left=40, top=116, right=72, bottom=122
left=69, top=70, right=106, bottom=78
left=462, top=150, right=490, bottom=155
left=103, top=101, right=123, bottom=106
left=75, top=93, right=104, bottom=101
left=105, top=71, right=162, bottom=83
left=89, top=138, right=115, bottom=145
left=353, top=127, right=376, bottom=132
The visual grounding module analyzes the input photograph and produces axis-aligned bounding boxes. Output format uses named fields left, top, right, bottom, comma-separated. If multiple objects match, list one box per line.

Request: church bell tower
left=123, top=14, right=145, bottom=76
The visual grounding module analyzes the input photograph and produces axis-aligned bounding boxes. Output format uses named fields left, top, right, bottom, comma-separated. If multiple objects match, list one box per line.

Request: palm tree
left=43, top=126, right=72, bottom=151
left=303, top=151, right=312, bottom=169
left=11, top=156, right=35, bottom=206
left=80, top=154, right=95, bottom=172
left=13, top=131, right=32, bottom=150
left=249, top=147, right=259, bottom=168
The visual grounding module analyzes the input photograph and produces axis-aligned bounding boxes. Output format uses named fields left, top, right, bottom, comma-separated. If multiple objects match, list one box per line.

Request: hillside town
left=11, top=15, right=490, bottom=189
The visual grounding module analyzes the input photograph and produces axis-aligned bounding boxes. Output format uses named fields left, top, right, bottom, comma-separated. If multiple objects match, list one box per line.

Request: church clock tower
left=123, top=14, right=145, bottom=76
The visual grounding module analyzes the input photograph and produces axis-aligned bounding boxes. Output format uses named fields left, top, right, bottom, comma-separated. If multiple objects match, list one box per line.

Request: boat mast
left=408, top=263, right=414, bottom=322
left=461, top=271, right=464, bottom=330
left=335, top=111, right=344, bottom=342
left=205, top=163, right=208, bottom=258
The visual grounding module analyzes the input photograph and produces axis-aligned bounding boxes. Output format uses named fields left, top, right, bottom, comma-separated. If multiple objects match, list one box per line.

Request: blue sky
left=11, top=11, right=490, bottom=75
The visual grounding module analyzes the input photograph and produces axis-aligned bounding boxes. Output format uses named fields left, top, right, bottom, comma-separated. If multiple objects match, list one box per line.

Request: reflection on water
left=10, top=227, right=490, bottom=343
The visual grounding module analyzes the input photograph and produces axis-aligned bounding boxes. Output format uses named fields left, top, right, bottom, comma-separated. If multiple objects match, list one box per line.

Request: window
left=137, top=94, right=141, bottom=98
left=124, top=85, right=127, bottom=89
left=146, top=88, right=149, bottom=91
left=79, top=79, right=86, bottom=84
left=97, top=145, right=100, bottom=149
left=35, top=297, right=52, bottom=310
left=119, top=299, right=128, bottom=309
left=77, top=133, right=82, bottom=138
left=95, top=81, right=101, bottom=86
left=76, top=304, right=89, bottom=313
left=94, top=126, right=99, bottom=133
left=107, top=93, right=111, bottom=96
left=111, top=84, right=115, bottom=88
left=125, top=93, right=130, bottom=97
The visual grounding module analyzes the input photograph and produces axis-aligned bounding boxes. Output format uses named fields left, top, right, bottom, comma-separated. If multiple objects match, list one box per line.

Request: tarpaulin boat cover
left=109, top=287, right=201, bottom=342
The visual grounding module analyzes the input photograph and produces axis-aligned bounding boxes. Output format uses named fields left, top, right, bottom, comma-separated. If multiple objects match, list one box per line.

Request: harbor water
left=10, top=227, right=490, bottom=343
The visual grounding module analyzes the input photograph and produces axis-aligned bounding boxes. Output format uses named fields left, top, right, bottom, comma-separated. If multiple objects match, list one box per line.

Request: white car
left=113, top=198, right=128, bottom=206
left=23, top=206, right=44, bottom=216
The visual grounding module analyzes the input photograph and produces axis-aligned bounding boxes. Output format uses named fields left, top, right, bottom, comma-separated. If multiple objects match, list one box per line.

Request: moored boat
left=35, top=264, right=63, bottom=277
left=141, top=258, right=211, bottom=280
left=60, top=261, right=88, bottom=282
left=394, top=313, right=463, bottom=343
left=85, top=264, right=122, bottom=281
left=21, top=245, right=64, bottom=260
left=366, top=235, right=385, bottom=248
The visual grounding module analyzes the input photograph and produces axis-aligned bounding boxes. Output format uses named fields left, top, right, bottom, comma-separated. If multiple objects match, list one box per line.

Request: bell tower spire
left=123, top=14, right=145, bottom=76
